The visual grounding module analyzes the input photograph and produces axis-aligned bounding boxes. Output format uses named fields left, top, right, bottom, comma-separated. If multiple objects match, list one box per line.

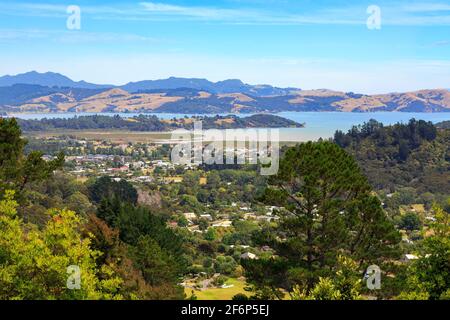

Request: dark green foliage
left=88, top=176, right=138, bottom=205
left=95, top=195, right=187, bottom=297
left=96, top=197, right=185, bottom=263
left=398, top=212, right=422, bottom=231
left=131, top=236, right=182, bottom=286
left=232, top=293, right=249, bottom=300
left=334, top=119, right=449, bottom=194
left=244, top=141, right=400, bottom=297
left=241, top=258, right=290, bottom=300
left=0, top=117, right=64, bottom=196
left=335, top=119, right=437, bottom=160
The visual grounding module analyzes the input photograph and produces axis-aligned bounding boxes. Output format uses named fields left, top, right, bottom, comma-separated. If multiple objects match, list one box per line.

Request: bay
left=8, top=111, right=450, bottom=142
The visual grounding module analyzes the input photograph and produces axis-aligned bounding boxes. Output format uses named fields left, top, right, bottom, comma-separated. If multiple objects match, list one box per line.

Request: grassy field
left=25, top=130, right=174, bottom=143
left=184, top=278, right=248, bottom=300
left=25, top=129, right=298, bottom=146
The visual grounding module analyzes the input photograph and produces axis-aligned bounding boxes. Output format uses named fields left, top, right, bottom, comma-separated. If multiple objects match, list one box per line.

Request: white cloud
left=1, top=1, right=450, bottom=26
left=402, top=2, right=450, bottom=12
left=432, top=40, right=450, bottom=46
left=0, top=28, right=159, bottom=44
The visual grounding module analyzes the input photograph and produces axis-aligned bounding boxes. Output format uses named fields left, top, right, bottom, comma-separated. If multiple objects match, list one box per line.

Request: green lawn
left=184, top=278, right=248, bottom=300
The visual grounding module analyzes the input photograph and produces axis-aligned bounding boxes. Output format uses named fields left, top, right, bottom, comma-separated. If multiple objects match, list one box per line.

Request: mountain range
left=1, top=71, right=449, bottom=114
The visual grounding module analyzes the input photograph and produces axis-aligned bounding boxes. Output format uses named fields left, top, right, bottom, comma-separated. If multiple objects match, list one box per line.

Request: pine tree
left=244, top=141, right=400, bottom=298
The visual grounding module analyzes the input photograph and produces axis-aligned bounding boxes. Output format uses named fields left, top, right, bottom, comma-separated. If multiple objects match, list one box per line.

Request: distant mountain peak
left=0, top=71, right=112, bottom=89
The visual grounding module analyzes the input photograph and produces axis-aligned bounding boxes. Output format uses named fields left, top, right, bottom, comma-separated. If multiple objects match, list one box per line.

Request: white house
left=240, top=252, right=257, bottom=260
left=212, top=220, right=233, bottom=228
left=402, top=254, right=419, bottom=262
left=184, top=212, right=197, bottom=220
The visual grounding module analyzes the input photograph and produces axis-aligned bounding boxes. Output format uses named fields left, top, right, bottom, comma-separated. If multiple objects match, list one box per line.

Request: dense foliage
left=334, top=119, right=449, bottom=194
left=0, top=118, right=186, bottom=300
left=242, top=141, right=401, bottom=299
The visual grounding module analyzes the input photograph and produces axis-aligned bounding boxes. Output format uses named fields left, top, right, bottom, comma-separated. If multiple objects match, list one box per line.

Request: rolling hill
left=1, top=71, right=450, bottom=114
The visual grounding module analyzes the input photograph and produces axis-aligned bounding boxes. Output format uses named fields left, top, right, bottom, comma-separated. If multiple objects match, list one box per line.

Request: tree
left=398, top=140, right=410, bottom=161
left=0, top=190, right=122, bottom=299
left=204, top=228, right=217, bottom=241
left=0, top=118, right=64, bottom=197
left=244, top=141, right=400, bottom=298
left=291, top=256, right=362, bottom=301
left=87, top=176, right=138, bottom=205
left=398, top=212, right=422, bottom=231
left=232, top=293, right=249, bottom=300
left=84, top=214, right=184, bottom=299
left=66, top=191, right=93, bottom=215
left=131, top=236, right=183, bottom=288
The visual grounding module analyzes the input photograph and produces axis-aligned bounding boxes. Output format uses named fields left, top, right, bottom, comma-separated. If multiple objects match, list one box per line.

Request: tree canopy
left=243, top=141, right=400, bottom=298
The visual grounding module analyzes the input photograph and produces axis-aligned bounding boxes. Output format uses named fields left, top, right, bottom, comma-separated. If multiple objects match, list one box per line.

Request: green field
left=184, top=278, right=248, bottom=300
left=25, top=129, right=298, bottom=146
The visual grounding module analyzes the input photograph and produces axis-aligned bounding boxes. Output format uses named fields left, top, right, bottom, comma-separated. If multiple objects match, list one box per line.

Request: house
left=243, top=213, right=257, bottom=220
left=184, top=212, right=197, bottom=220
left=132, top=161, right=146, bottom=169
left=167, top=221, right=179, bottom=229
left=187, top=225, right=201, bottom=233
left=111, top=166, right=128, bottom=173
left=402, top=254, right=419, bottom=262
left=212, top=220, right=233, bottom=228
left=163, top=176, right=183, bottom=184
left=240, top=252, right=257, bottom=260
left=200, top=214, right=213, bottom=221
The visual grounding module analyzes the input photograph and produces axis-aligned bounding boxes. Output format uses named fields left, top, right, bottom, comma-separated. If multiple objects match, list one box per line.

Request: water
left=8, top=111, right=450, bottom=141
left=275, top=112, right=450, bottom=141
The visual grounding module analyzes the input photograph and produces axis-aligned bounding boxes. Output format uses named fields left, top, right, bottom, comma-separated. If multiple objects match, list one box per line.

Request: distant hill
left=0, top=71, right=112, bottom=89
left=0, top=84, right=108, bottom=107
left=0, top=71, right=292, bottom=96
left=1, top=71, right=450, bottom=113
left=121, top=77, right=294, bottom=96
left=16, top=114, right=303, bottom=132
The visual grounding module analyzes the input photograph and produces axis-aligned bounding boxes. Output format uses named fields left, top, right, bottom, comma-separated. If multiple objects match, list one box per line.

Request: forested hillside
left=334, top=119, right=449, bottom=195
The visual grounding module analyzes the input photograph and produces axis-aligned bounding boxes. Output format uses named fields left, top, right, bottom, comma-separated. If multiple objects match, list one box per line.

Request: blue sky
left=0, top=0, right=449, bottom=93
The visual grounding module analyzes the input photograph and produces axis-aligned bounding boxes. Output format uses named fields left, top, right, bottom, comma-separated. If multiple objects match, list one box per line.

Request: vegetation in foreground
left=0, top=117, right=448, bottom=300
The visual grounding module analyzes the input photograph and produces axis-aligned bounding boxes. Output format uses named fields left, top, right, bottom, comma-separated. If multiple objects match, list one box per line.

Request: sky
left=0, top=0, right=449, bottom=94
